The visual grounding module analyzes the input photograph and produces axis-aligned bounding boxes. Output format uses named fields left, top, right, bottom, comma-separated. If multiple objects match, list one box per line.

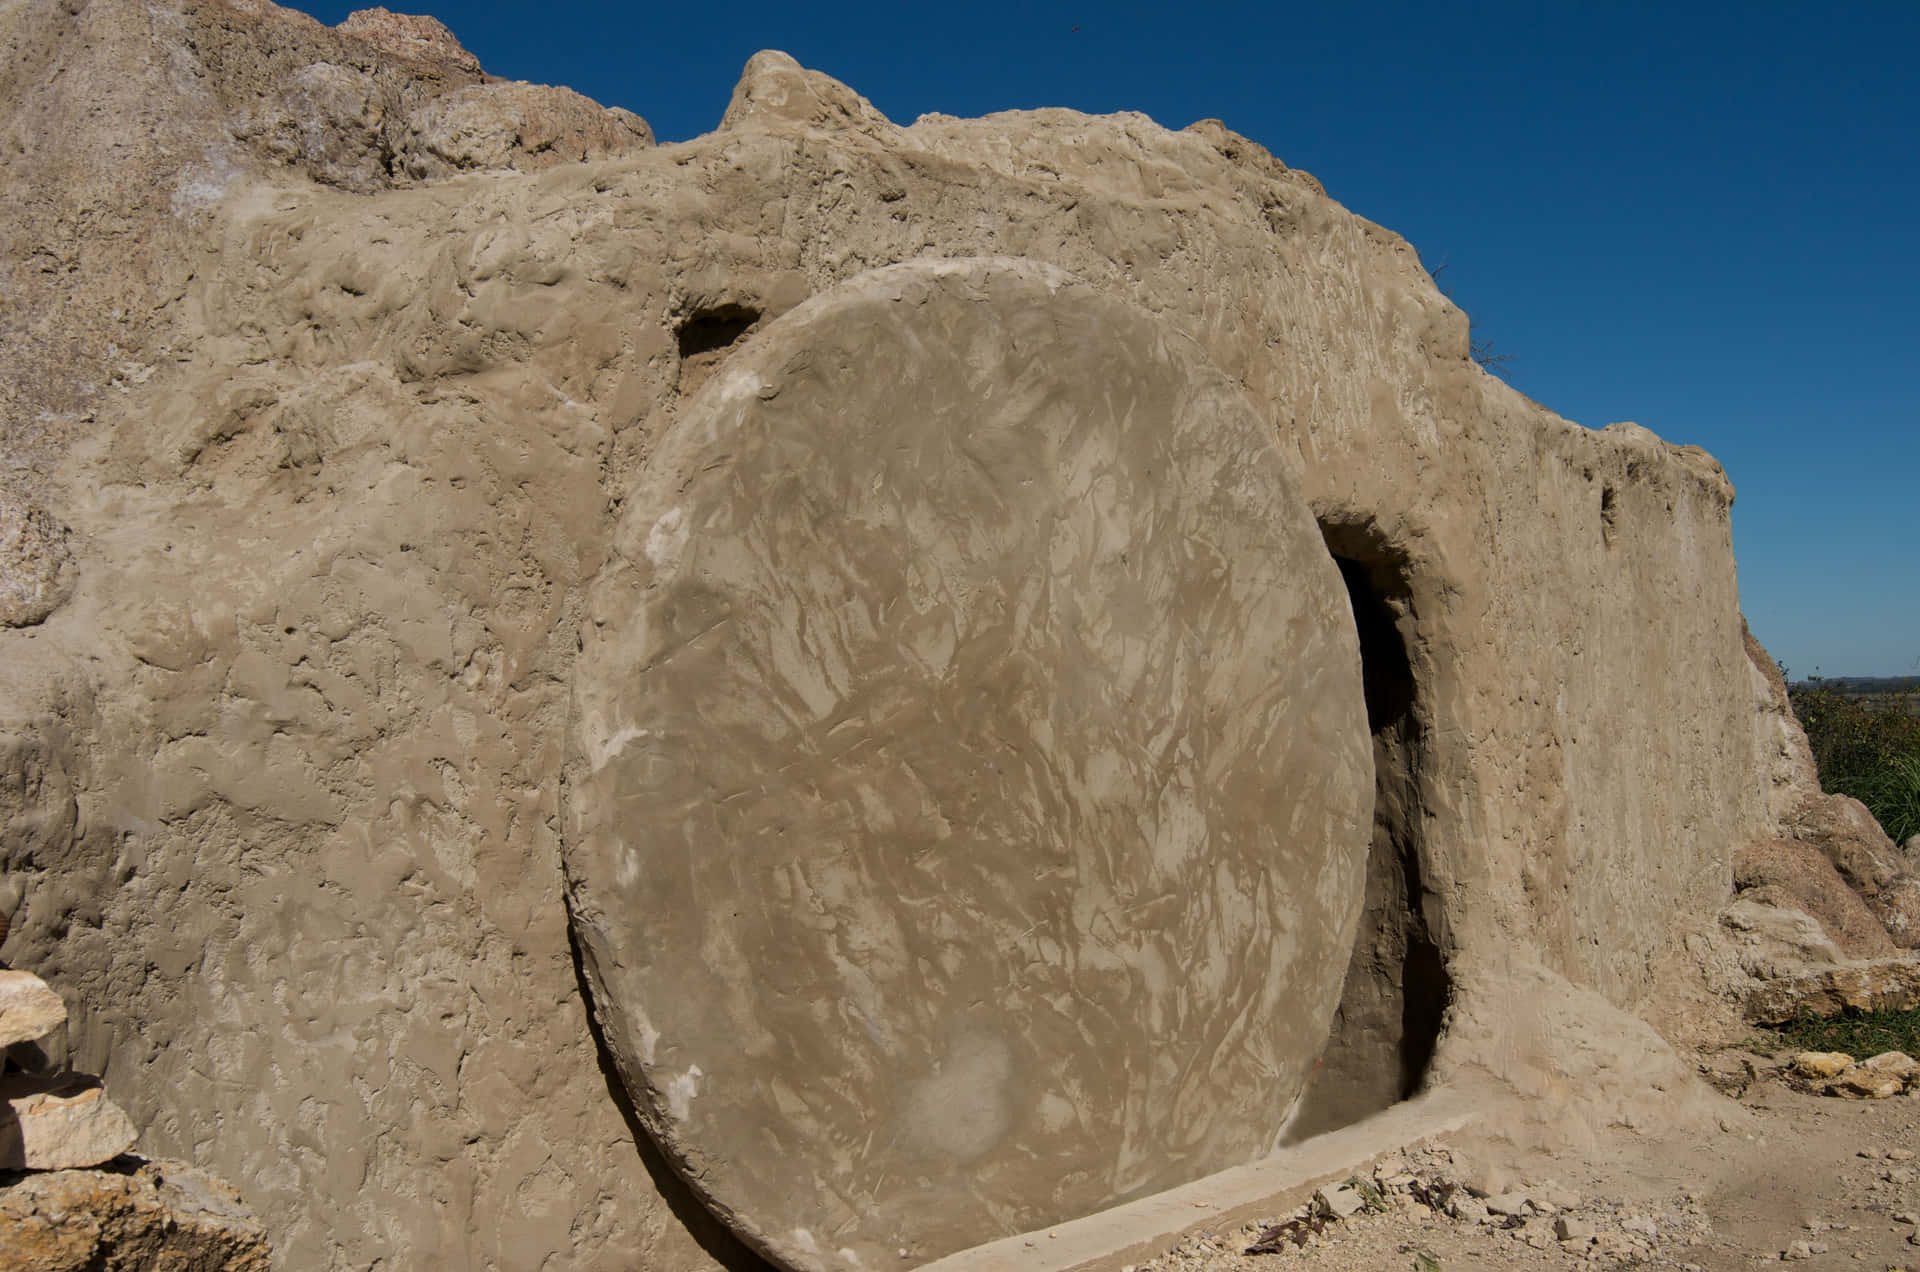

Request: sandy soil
left=1129, top=1052, right=1920, bottom=1272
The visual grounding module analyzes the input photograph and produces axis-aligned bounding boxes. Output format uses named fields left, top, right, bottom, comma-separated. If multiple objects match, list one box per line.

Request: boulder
left=1790, top=1051, right=1855, bottom=1080
left=1747, top=958, right=1920, bottom=1024
left=0, top=969, right=66, bottom=1049
left=0, top=1074, right=138, bottom=1171
left=1826, top=1068, right=1905, bottom=1100
left=1861, top=1051, right=1920, bottom=1084
left=0, top=1157, right=270, bottom=1272
left=1787, top=793, right=1920, bottom=948
left=1720, top=892, right=1848, bottom=978
left=1734, top=840, right=1897, bottom=957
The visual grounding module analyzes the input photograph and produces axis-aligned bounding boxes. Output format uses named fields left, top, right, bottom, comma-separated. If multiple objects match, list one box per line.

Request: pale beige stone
left=1791, top=1051, right=1855, bottom=1080
left=0, top=1074, right=138, bottom=1170
left=0, top=970, right=66, bottom=1047
left=1825, top=1068, right=1905, bottom=1100
left=1861, top=1051, right=1920, bottom=1083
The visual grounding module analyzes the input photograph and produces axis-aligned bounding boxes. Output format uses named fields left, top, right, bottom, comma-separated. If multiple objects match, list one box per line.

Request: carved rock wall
left=0, top=3, right=1825, bottom=1269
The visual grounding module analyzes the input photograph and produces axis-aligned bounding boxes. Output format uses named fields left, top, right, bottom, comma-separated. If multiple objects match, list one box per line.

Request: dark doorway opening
left=1283, top=529, right=1451, bottom=1142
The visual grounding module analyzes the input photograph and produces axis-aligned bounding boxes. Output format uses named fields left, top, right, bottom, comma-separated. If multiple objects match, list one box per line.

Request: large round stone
left=565, top=258, right=1370, bottom=1270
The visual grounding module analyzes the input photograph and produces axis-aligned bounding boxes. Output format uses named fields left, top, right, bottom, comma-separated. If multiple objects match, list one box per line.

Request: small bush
left=1756, top=1005, right=1920, bottom=1058
left=1788, top=679, right=1920, bottom=843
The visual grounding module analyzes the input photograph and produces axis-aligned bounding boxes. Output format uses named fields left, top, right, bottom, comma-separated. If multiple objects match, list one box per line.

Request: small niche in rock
left=1600, top=484, right=1619, bottom=548
left=675, top=304, right=762, bottom=396
left=1282, top=526, right=1452, bottom=1144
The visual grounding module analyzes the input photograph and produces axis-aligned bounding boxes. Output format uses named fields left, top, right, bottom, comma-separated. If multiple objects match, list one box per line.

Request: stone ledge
left=919, top=1089, right=1480, bottom=1272
left=1745, top=956, right=1920, bottom=1025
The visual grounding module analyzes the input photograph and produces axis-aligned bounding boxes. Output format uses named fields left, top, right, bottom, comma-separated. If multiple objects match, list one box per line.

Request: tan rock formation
left=1733, top=840, right=1898, bottom=958
left=1, top=0, right=1910, bottom=1267
left=0, top=1157, right=271, bottom=1272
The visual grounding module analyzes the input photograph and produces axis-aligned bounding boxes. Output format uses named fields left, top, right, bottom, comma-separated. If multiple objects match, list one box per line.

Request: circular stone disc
left=566, top=258, right=1370, bottom=1270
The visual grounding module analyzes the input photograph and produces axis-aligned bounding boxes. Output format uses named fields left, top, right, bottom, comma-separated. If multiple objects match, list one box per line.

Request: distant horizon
left=280, top=0, right=1920, bottom=677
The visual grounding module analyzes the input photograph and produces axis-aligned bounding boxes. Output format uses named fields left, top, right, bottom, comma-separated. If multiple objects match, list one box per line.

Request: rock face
left=0, top=1157, right=271, bottom=1272
left=0, top=0, right=1877, bottom=1267
left=567, top=258, right=1371, bottom=1268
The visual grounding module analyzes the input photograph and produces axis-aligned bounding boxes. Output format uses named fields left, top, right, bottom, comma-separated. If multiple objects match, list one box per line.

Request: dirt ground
left=1130, top=1051, right=1920, bottom=1272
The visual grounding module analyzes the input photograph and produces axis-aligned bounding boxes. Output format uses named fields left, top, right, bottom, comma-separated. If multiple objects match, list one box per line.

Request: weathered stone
left=0, top=969, right=66, bottom=1048
left=1746, top=958, right=1920, bottom=1024
left=567, top=258, right=1371, bottom=1269
left=0, top=1074, right=137, bottom=1170
left=1788, top=793, right=1920, bottom=948
left=1734, top=841, right=1898, bottom=957
left=1484, top=1192, right=1533, bottom=1217
left=0, top=1157, right=270, bottom=1271
left=1556, top=1215, right=1596, bottom=1242
left=1862, top=1051, right=1920, bottom=1084
left=1316, top=1185, right=1367, bottom=1220
left=1826, top=1068, right=1904, bottom=1100
left=1791, top=1051, right=1855, bottom=1080
left=1620, top=1214, right=1659, bottom=1239
left=0, top=490, right=76, bottom=629
left=1449, top=1194, right=1491, bottom=1224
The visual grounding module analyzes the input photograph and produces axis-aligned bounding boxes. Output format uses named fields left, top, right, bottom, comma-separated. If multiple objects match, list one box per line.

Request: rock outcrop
left=0, top=1157, right=272, bottom=1272
left=3, top=0, right=1915, bottom=1268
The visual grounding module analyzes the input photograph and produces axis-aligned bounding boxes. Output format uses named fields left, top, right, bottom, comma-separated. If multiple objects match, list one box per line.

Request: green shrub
left=1788, top=679, right=1920, bottom=843
left=1756, top=1005, right=1920, bottom=1058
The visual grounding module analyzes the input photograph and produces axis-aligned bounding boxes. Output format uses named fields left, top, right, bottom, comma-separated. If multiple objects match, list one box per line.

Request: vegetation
left=1788, top=675, right=1920, bottom=843
left=1751, top=1005, right=1920, bottom=1059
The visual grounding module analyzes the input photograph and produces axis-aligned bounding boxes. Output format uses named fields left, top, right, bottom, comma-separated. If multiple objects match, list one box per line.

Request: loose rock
left=1828, top=1069, right=1906, bottom=1100
left=1315, top=1185, right=1366, bottom=1220
left=0, top=1157, right=270, bottom=1271
left=0, top=969, right=67, bottom=1048
left=0, top=1073, right=138, bottom=1171
left=1793, top=1051, right=1856, bottom=1079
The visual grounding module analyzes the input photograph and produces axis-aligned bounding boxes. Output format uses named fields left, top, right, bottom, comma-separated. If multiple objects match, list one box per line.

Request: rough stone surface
left=1787, top=794, right=1920, bottom=948
left=1861, top=1051, right=1920, bottom=1083
left=568, top=258, right=1372, bottom=1269
left=0, top=0, right=1832, bottom=1266
left=0, top=1073, right=138, bottom=1171
left=0, top=970, right=67, bottom=1048
left=1826, top=1068, right=1905, bottom=1100
left=0, top=1156, right=271, bottom=1271
left=1791, top=1052, right=1855, bottom=1081
left=1734, top=841, right=1898, bottom=958
left=1746, top=958, right=1920, bottom=1025
left=0, top=491, right=76, bottom=628
left=1719, top=893, right=1846, bottom=978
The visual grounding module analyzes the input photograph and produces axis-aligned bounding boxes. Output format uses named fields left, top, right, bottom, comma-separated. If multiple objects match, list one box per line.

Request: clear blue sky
left=289, top=0, right=1918, bottom=677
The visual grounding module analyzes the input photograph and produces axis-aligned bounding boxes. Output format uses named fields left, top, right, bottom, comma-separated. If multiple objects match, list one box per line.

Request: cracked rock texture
left=2, top=0, right=1908, bottom=1268
left=0, top=1157, right=272, bottom=1272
